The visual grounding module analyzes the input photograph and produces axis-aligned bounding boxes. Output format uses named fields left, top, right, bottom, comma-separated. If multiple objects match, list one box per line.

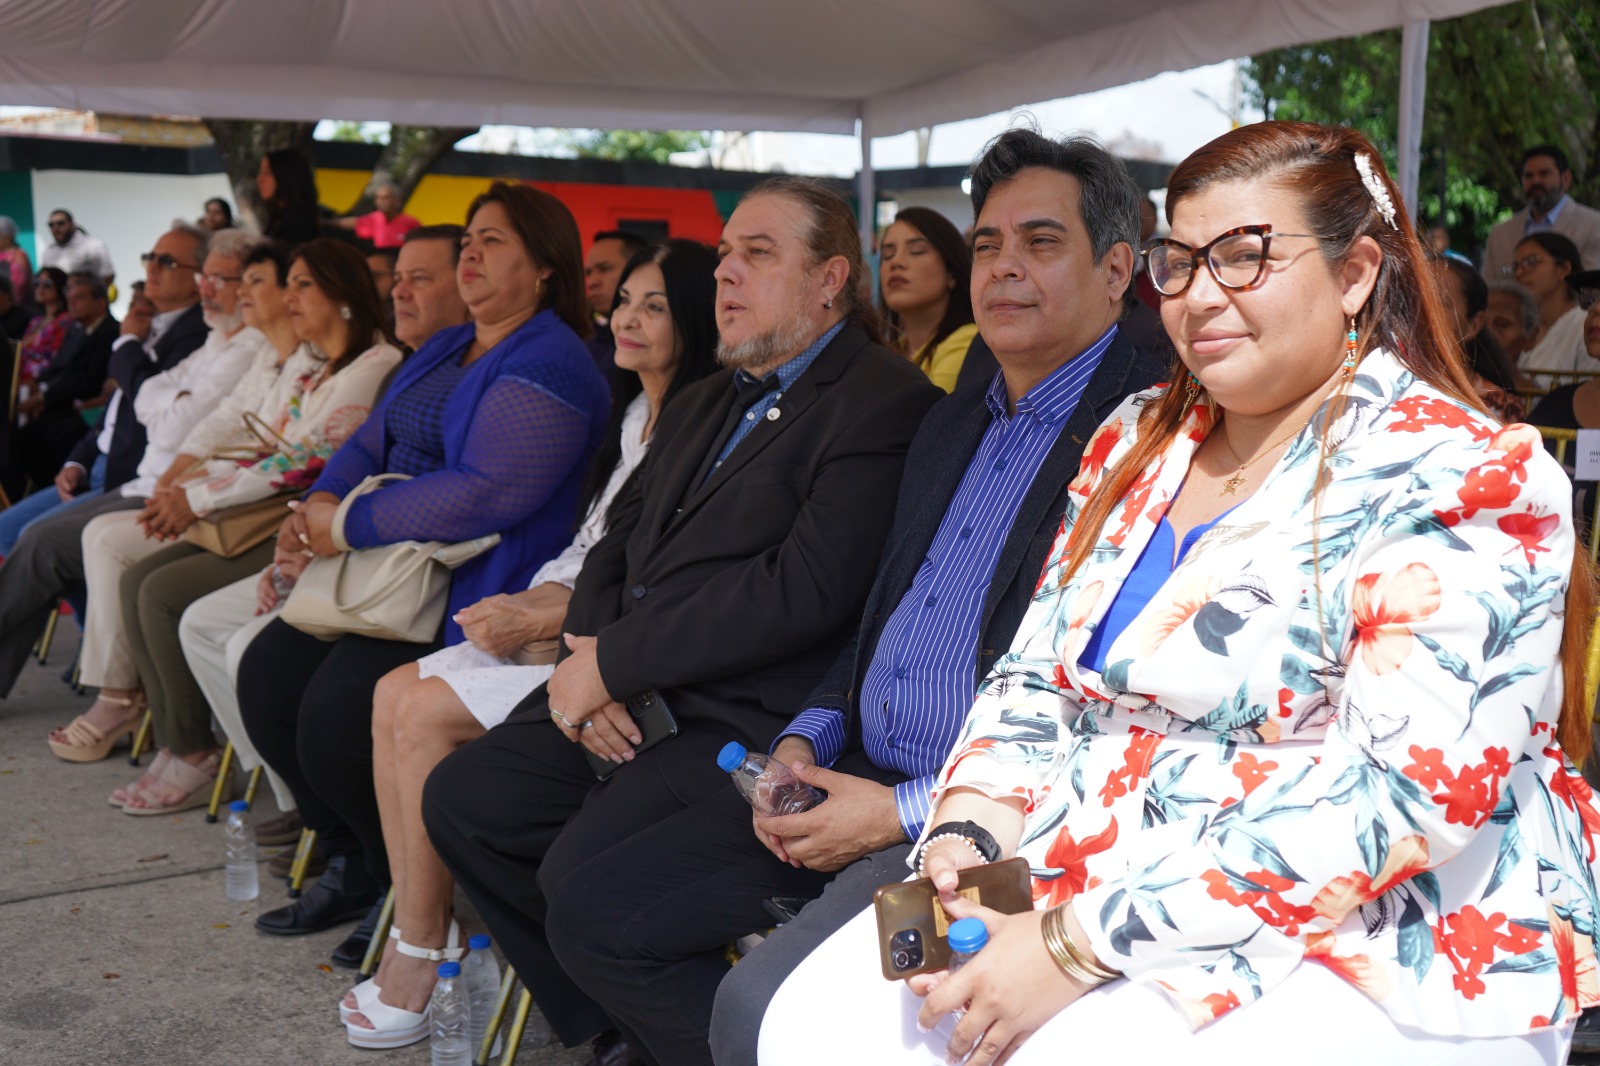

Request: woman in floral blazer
left=759, top=123, right=1600, bottom=1065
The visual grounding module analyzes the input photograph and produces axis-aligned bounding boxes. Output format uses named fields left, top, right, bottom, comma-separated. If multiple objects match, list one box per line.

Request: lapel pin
left=766, top=407, right=782, bottom=421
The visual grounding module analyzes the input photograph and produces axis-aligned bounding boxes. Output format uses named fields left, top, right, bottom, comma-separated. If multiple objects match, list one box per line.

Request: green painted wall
left=0, top=171, right=36, bottom=266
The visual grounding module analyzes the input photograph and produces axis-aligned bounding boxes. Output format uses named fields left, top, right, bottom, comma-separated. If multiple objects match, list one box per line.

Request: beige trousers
left=79, top=508, right=166, bottom=688
left=178, top=574, right=295, bottom=811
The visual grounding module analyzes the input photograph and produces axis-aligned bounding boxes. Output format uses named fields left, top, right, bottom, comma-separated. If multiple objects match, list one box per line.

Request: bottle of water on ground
left=222, top=799, right=258, bottom=902
left=430, top=961, right=471, bottom=1066
left=717, top=742, right=824, bottom=816
left=462, top=933, right=533, bottom=1056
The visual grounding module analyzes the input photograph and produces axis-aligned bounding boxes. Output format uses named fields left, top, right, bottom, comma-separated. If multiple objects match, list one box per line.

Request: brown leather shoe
left=255, top=809, right=303, bottom=847
left=267, top=841, right=327, bottom=881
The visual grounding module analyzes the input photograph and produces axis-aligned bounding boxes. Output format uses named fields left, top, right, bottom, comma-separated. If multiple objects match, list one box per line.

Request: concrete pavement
left=0, top=624, right=586, bottom=1066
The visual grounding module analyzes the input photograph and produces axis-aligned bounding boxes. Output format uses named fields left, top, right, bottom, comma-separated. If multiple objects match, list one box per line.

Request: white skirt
left=415, top=642, right=554, bottom=731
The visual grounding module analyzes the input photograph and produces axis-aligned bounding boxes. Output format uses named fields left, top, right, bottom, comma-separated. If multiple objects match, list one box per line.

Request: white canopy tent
left=0, top=0, right=1504, bottom=229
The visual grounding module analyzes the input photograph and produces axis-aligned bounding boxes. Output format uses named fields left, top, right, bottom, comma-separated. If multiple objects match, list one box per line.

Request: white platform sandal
left=339, top=925, right=400, bottom=1024
left=344, top=920, right=464, bottom=1049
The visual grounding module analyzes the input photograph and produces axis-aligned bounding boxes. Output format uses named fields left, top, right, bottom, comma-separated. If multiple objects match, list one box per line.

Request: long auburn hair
left=878, top=206, right=974, bottom=369
left=1058, top=120, right=1594, bottom=760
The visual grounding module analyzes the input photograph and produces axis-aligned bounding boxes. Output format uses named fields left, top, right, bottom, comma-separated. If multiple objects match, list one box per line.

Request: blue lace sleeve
left=312, top=404, right=384, bottom=500
left=340, top=376, right=593, bottom=547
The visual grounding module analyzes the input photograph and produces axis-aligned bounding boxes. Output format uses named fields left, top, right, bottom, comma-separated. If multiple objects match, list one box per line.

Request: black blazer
left=803, top=328, right=1170, bottom=747
left=561, top=321, right=943, bottom=749
left=38, top=313, right=120, bottom=412
left=66, top=303, right=208, bottom=489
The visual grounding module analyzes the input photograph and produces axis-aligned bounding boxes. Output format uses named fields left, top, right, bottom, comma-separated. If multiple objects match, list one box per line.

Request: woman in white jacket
left=87, top=239, right=402, bottom=815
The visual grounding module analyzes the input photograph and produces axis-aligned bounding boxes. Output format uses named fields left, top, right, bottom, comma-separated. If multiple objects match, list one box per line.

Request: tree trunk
left=339, top=125, right=478, bottom=215
left=201, top=119, right=316, bottom=229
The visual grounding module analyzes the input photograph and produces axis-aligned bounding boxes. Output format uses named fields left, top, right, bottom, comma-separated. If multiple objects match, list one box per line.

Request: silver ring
left=581, top=721, right=594, bottom=730
left=551, top=709, right=570, bottom=726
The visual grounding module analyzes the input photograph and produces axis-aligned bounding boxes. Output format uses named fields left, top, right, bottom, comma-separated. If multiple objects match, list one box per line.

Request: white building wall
left=31, top=169, right=233, bottom=315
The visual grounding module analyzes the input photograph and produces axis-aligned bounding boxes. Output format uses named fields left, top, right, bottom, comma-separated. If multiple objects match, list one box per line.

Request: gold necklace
left=1216, top=416, right=1314, bottom=496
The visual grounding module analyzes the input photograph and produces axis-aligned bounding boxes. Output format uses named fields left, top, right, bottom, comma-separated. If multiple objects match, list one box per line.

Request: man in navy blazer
left=709, top=130, right=1171, bottom=1066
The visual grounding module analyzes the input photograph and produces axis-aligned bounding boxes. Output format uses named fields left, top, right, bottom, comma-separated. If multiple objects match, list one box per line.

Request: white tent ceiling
left=0, top=0, right=1506, bottom=140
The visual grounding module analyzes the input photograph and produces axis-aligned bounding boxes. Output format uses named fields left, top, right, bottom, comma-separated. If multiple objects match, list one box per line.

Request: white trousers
left=177, top=574, right=294, bottom=812
left=757, top=904, right=1571, bottom=1066
left=79, top=508, right=165, bottom=688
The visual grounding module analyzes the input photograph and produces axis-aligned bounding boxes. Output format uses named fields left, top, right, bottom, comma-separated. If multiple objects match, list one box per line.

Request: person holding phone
left=422, top=177, right=941, bottom=1066
left=340, top=239, right=720, bottom=1049
left=758, top=122, right=1600, bottom=1065
left=709, top=128, right=1167, bottom=1066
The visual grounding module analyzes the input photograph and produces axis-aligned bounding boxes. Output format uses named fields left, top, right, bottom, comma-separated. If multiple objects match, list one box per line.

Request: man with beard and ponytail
left=1483, top=144, right=1600, bottom=283
left=422, top=177, right=941, bottom=1066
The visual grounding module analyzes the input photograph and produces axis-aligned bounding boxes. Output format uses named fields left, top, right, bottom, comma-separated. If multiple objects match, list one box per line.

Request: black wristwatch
left=915, top=820, right=1001, bottom=876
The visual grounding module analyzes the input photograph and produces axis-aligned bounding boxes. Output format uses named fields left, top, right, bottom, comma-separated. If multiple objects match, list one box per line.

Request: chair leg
left=205, top=741, right=236, bottom=823
left=243, top=766, right=263, bottom=808
left=127, top=709, right=154, bottom=766
left=498, top=988, right=536, bottom=1065
left=288, top=828, right=318, bottom=898
left=358, top=887, right=396, bottom=978
left=475, top=966, right=518, bottom=1065
left=69, top=656, right=85, bottom=694
left=34, top=605, right=60, bottom=664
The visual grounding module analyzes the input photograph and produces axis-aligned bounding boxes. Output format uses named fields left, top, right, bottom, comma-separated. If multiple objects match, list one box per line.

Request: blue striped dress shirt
left=777, top=324, right=1118, bottom=840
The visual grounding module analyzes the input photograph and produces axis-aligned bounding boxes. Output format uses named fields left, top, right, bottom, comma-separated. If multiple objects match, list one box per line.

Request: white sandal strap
left=393, top=918, right=463, bottom=963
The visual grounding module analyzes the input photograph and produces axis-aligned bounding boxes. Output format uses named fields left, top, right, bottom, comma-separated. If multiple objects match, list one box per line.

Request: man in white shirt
left=39, top=209, right=116, bottom=287
left=0, top=221, right=224, bottom=700
left=1483, top=145, right=1600, bottom=281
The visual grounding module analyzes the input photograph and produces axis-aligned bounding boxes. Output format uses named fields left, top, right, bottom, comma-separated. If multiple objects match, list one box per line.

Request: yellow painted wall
left=317, top=168, right=496, bottom=225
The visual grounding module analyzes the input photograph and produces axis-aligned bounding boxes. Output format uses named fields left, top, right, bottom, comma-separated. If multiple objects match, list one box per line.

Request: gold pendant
left=1220, top=473, right=1245, bottom=495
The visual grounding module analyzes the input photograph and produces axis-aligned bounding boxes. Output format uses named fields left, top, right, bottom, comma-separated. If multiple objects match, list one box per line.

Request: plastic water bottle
left=430, top=961, right=471, bottom=1066
left=462, top=934, right=523, bottom=1056
left=223, top=800, right=259, bottom=902
left=717, top=742, right=824, bottom=816
left=947, top=917, right=988, bottom=973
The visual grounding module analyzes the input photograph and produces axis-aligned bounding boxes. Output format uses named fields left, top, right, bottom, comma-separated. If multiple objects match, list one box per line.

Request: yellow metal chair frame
left=1533, top=427, right=1600, bottom=767
left=288, top=827, right=318, bottom=897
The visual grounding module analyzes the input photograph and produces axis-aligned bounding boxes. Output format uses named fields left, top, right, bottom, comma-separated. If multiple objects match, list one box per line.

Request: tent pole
left=1397, top=20, right=1429, bottom=223
left=857, top=111, right=875, bottom=255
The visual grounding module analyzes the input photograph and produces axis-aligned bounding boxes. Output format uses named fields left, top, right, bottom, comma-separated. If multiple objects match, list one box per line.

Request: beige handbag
left=182, top=492, right=297, bottom=557
left=279, top=474, right=501, bottom=642
left=180, top=412, right=301, bottom=557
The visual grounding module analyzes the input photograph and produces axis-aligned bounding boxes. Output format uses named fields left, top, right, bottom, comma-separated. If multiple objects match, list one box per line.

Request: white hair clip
left=1354, top=153, right=1398, bottom=230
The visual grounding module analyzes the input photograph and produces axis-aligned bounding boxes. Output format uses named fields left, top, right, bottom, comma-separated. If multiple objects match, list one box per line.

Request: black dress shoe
left=330, top=896, right=387, bottom=969
left=586, top=1029, right=646, bottom=1066
left=255, top=856, right=378, bottom=937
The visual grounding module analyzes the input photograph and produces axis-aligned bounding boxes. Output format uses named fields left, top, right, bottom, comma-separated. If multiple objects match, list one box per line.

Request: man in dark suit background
left=708, top=130, right=1171, bottom=1065
left=0, top=222, right=207, bottom=696
left=422, top=178, right=941, bottom=1066
left=10, top=272, right=120, bottom=492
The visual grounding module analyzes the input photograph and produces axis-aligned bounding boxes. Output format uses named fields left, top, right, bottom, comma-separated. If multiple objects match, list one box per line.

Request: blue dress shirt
left=777, top=324, right=1118, bottom=840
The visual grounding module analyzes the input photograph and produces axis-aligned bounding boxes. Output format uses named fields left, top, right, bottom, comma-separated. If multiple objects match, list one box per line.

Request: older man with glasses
left=38, top=209, right=115, bottom=288
left=0, top=221, right=224, bottom=720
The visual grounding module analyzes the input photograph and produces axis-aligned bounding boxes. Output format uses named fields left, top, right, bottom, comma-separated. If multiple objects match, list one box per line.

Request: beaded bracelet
left=1040, top=903, right=1121, bottom=986
left=914, top=832, right=987, bottom=878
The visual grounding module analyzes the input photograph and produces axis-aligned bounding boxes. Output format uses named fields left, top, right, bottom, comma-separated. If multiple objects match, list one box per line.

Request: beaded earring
left=339, top=305, right=353, bottom=322
left=1183, top=369, right=1202, bottom=405
left=1342, top=319, right=1358, bottom=377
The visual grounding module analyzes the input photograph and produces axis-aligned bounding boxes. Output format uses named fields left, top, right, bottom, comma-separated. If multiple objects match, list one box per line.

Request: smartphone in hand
left=872, top=856, right=1032, bottom=980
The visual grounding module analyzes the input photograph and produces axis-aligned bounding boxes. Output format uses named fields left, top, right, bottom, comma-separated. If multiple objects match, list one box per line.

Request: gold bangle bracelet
left=1041, top=904, right=1121, bottom=985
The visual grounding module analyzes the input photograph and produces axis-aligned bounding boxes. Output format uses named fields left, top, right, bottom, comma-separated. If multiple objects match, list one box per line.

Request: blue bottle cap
left=947, top=917, right=988, bottom=955
left=437, top=961, right=461, bottom=978
left=716, top=741, right=748, bottom=773
left=228, top=800, right=249, bottom=813
left=469, top=934, right=491, bottom=950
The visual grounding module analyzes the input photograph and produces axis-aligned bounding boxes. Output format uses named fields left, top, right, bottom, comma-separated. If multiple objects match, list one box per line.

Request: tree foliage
left=201, top=119, right=477, bottom=222
left=1244, top=0, right=1600, bottom=252
left=556, top=129, right=711, bottom=165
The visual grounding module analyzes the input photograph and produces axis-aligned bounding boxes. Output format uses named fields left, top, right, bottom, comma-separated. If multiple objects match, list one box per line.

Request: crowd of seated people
left=1, top=122, right=1599, bottom=1066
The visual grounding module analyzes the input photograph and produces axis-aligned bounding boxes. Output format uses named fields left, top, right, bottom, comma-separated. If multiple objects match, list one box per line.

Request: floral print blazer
left=926, top=348, right=1600, bottom=1036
